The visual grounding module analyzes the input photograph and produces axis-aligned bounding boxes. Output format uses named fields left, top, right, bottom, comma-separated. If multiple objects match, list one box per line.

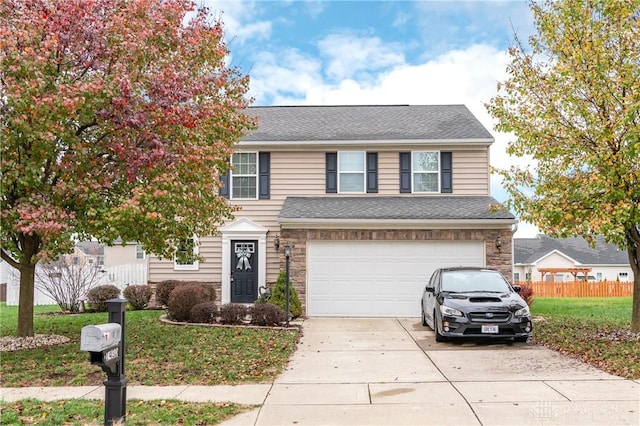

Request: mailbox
left=81, top=323, right=121, bottom=352
left=81, top=323, right=122, bottom=374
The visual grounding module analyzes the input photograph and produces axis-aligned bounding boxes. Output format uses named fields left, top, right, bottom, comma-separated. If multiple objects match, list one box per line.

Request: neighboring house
left=103, top=242, right=148, bottom=268
left=148, top=105, right=516, bottom=317
left=513, top=234, right=633, bottom=283
left=74, top=241, right=105, bottom=267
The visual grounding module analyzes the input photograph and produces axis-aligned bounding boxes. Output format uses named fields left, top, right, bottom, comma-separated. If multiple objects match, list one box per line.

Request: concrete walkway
left=2, top=318, right=639, bottom=425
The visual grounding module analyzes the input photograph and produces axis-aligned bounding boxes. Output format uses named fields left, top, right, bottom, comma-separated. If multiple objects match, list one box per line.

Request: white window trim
left=337, top=151, right=366, bottom=194
left=174, top=236, right=199, bottom=271
left=230, top=152, right=259, bottom=200
left=411, top=151, right=440, bottom=193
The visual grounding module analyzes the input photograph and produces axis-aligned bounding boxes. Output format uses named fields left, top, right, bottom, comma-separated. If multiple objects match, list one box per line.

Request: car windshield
left=441, top=270, right=512, bottom=293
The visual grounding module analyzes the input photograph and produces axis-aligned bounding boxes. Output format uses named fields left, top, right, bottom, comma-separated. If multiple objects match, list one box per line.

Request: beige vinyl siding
left=149, top=146, right=492, bottom=283
left=377, top=148, right=489, bottom=195
left=103, top=244, right=147, bottom=267
left=149, top=236, right=222, bottom=282
left=451, top=149, right=489, bottom=195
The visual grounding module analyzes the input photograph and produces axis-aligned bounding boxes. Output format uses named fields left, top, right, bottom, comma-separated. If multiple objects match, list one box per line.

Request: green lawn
left=0, top=398, right=251, bottom=426
left=2, top=298, right=638, bottom=424
left=0, top=304, right=299, bottom=386
left=531, top=297, right=639, bottom=379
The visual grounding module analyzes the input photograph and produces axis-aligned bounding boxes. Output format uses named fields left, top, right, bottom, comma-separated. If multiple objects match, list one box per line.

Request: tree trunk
left=17, top=262, right=36, bottom=337
left=627, top=226, right=640, bottom=333
left=633, top=272, right=640, bottom=333
left=8, top=233, right=42, bottom=337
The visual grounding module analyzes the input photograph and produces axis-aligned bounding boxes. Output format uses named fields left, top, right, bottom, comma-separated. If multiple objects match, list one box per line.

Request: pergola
left=537, top=267, right=592, bottom=282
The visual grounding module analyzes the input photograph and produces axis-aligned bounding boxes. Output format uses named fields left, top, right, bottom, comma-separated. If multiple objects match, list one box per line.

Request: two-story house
left=148, top=105, right=516, bottom=317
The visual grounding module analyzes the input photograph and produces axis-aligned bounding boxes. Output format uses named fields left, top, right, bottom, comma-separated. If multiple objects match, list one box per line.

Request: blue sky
left=203, top=0, right=539, bottom=236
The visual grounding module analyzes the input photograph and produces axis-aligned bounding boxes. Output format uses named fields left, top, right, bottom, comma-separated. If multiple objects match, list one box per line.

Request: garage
left=307, top=240, right=485, bottom=317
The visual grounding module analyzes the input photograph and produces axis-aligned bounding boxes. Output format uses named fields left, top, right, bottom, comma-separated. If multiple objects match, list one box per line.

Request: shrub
left=155, top=280, right=179, bottom=306
left=518, top=283, right=534, bottom=307
left=250, top=303, right=285, bottom=326
left=167, top=284, right=213, bottom=322
left=87, top=285, right=120, bottom=312
left=269, top=270, right=302, bottom=319
left=219, top=303, right=248, bottom=325
left=156, top=280, right=216, bottom=308
left=190, top=302, right=218, bottom=324
left=123, top=285, right=153, bottom=310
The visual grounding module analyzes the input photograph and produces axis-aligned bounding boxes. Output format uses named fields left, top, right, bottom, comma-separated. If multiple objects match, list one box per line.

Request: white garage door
left=307, top=240, right=484, bottom=317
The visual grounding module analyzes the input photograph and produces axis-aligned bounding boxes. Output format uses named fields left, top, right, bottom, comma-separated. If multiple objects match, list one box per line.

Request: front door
left=231, top=240, right=258, bottom=303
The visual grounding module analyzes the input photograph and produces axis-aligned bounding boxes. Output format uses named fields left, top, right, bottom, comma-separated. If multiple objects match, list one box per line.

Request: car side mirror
left=425, top=285, right=435, bottom=294
left=512, top=284, right=522, bottom=293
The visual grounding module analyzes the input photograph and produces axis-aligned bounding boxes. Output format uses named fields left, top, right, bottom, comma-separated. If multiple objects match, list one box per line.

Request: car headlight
left=440, top=305, right=463, bottom=317
left=515, top=305, right=530, bottom=317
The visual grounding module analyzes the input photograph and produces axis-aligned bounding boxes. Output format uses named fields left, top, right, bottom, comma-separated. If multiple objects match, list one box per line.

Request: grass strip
left=0, top=398, right=252, bottom=425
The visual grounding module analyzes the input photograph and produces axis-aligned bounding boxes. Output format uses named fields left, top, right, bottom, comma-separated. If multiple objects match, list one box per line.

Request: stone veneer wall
left=278, top=228, right=513, bottom=315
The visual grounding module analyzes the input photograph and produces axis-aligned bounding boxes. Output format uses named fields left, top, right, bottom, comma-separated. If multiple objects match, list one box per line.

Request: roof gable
left=533, top=249, right=581, bottom=266
left=242, top=105, right=493, bottom=142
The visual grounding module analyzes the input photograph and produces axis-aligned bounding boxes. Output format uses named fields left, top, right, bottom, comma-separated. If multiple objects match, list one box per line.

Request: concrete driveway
left=224, top=318, right=640, bottom=426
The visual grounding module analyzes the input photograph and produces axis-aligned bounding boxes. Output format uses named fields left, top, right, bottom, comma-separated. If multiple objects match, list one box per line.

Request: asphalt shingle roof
left=279, top=196, right=515, bottom=221
left=514, top=234, right=628, bottom=265
left=244, top=105, right=493, bottom=142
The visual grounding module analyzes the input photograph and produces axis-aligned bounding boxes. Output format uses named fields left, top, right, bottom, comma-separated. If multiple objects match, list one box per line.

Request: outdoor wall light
left=274, top=235, right=280, bottom=251
left=496, top=236, right=502, bottom=252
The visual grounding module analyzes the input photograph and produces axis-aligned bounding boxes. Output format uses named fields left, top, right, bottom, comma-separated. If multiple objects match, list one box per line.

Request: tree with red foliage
left=1, top=0, right=255, bottom=336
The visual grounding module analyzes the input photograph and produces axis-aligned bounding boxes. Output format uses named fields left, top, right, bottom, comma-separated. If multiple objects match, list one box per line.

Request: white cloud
left=514, top=221, right=540, bottom=238
left=203, top=1, right=272, bottom=45
left=249, top=49, right=324, bottom=103
left=317, top=33, right=405, bottom=80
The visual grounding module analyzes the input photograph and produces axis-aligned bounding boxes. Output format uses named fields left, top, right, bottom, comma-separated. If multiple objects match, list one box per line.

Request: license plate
left=481, top=325, right=499, bottom=334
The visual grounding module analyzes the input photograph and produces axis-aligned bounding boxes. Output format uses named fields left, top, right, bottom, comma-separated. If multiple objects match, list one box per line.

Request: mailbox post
left=80, top=298, right=128, bottom=425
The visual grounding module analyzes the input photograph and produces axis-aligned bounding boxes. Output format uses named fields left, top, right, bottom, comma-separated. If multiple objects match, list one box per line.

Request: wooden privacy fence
left=516, top=280, right=634, bottom=298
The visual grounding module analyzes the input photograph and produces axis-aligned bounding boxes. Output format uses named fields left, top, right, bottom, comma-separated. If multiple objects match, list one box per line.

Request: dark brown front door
left=231, top=240, right=258, bottom=303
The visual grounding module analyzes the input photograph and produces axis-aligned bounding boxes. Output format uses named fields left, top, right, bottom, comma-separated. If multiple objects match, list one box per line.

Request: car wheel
left=434, top=311, right=447, bottom=342
left=514, top=336, right=529, bottom=343
left=421, top=303, right=428, bottom=326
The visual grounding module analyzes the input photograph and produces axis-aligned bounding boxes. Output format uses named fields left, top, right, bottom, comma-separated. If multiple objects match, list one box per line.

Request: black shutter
left=219, top=157, right=231, bottom=198
left=399, top=152, right=411, bottom=193
left=326, top=152, right=337, bottom=193
left=366, top=152, right=378, bottom=193
left=219, top=172, right=229, bottom=199
left=259, top=152, right=270, bottom=199
left=440, top=151, right=452, bottom=193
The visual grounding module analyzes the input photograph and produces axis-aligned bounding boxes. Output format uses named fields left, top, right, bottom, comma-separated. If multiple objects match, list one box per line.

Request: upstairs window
left=326, top=152, right=377, bottom=194
left=338, top=152, right=365, bottom=193
left=399, top=151, right=452, bottom=193
left=412, top=151, right=439, bottom=193
left=231, top=153, right=257, bottom=199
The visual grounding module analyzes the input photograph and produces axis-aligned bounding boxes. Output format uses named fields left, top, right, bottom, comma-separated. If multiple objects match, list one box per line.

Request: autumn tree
left=487, top=0, right=640, bottom=330
left=0, top=0, right=255, bottom=336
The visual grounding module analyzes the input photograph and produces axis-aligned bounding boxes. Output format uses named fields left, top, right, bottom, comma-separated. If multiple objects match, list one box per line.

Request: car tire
left=434, top=311, right=447, bottom=342
left=514, top=336, right=529, bottom=343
